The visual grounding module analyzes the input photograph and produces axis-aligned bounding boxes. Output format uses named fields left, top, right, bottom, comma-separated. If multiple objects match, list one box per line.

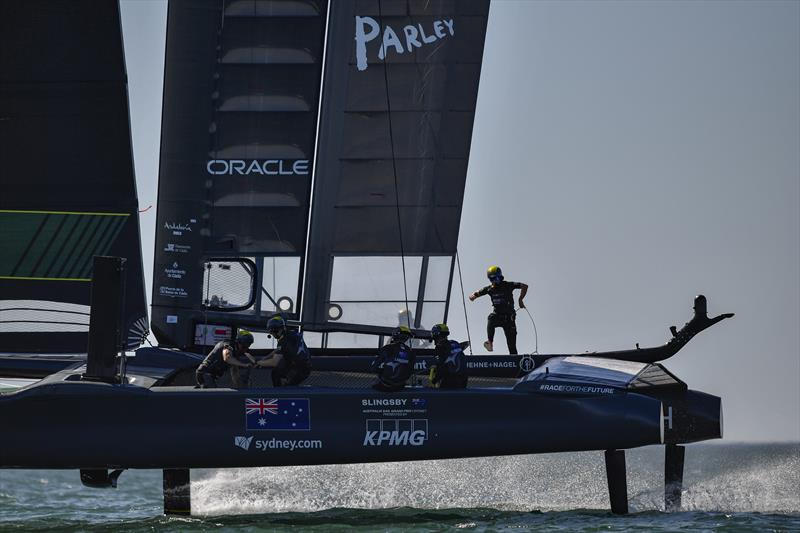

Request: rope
left=519, top=306, right=539, bottom=354
left=377, top=2, right=410, bottom=319
left=456, top=252, right=473, bottom=355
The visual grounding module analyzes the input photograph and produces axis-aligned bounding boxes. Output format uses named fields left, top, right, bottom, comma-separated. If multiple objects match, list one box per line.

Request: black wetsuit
left=476, top=280, right=523, bottom=354
left=430, top=339, right=468, bottom=389
left=196, top=341, right=231, bottom=388
left=271, top=330, right=311, bottom=387
left=371, top=340, right=414, bottom=392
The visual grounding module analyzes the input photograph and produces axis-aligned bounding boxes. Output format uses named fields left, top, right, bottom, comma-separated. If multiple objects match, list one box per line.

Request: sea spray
left=190, top=443, right=800, bottom=516
left=1, top=443, right=797, bottom=531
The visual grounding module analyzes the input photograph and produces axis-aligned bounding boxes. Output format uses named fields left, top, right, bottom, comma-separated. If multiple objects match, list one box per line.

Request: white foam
left=191, top=445, right=800, bottom=516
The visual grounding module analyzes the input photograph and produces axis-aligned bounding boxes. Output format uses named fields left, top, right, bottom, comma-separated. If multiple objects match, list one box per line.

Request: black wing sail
left=151, top=0, right=329, bottom=349
left=302, top=0, right=491, bottom=335
left=0, top=0, right=149, bottom=354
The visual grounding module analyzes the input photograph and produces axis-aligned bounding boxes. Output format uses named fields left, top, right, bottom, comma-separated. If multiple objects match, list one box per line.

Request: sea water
left=0, top=443, right=797, bottom=532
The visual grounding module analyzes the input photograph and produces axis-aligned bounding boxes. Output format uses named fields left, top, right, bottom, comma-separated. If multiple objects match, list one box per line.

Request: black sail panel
left=0, top=0, right=149, bottom=353
left=152, top=0, right=329, bottom=348
left=302, top=0, right=490, bottom=332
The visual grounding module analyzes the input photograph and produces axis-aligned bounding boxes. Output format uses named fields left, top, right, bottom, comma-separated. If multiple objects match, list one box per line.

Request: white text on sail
left=355, top=16, right=455, bottom=72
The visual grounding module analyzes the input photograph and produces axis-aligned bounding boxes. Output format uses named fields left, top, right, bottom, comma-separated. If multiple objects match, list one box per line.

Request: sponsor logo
left=538, top=384, right=616, bottom=395
left=159, top=286, right=188, bottom=298
left=164, top=221, right=194, bottom=236
left=361, top=397, right=428, bottom=417
left=166, top=315, right=178, bottom=324
left=194, top=324, right=232, bottom=346
left=413, top=359, right=428, bottom=371
left=355, top=16, right=455, bottom=71
left=519, top=356, right=535, bottom=372
left=466, top=361, right=517, bottom=369
left=362, top=398, right=407, bottom=407
left=206, top=159, right=310, bottom=176
left=255, top=438, right=323, bottom=451
left=164, top=262, right=186, bottom=280
left=663, top=406, right=673, bottom=430
left=234, top=435, right=253, bottom=450
left=363, top=419, right=428, bottom=447
left=245, top=398, right=311, bottom=431
left=163, top=242, right=191, bottom=254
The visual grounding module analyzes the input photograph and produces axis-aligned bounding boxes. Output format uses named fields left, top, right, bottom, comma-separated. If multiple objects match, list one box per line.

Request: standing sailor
left=428, top=323, right=468, bottom=389
left=256, top=315, right=312, bottom=387
left=371, top=326, right=415, bottom=392
left=195, top=329, right=256, bottom=388
left=469, top=266, right=528, bottom=354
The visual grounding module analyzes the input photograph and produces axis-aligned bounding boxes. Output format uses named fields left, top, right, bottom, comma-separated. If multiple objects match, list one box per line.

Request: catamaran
left=0, top=0, right=731, bottom=516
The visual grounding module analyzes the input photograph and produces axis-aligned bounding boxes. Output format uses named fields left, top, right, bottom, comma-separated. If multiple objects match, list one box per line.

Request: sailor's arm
left=255, top=349, right=284, bottom=368
left=223, top=347, right=250, bottom=368
left=469, top=287, right=488, bottom=301
left=518, top=283, right=529, bottom=309
left=371, top=344, right=392, bottom=370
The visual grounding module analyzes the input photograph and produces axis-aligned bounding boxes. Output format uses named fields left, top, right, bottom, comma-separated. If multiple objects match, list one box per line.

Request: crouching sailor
left=196, top=329, right=256, bottom=388
left=428, top=323, right=468, bottom=389
left=256, top=315, right=312, bottom=387
left=371, top=326, right=415, bottom=392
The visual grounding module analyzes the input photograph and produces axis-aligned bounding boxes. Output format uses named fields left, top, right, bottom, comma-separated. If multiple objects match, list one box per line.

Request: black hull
left=0, top=379, right=722, bottom=470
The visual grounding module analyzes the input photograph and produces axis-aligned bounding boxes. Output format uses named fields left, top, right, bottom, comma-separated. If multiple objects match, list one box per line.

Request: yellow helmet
left=487, top=265, right=503, bottom=281
left=392, top=325, right=412, bottom=341
left=431, top=323, right=450, bottom=339
left=236, top=329, right=254, bottom=347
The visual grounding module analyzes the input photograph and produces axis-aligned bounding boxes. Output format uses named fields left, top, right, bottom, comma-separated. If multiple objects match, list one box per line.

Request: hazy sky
left=119, top=0, right=799, bottom=441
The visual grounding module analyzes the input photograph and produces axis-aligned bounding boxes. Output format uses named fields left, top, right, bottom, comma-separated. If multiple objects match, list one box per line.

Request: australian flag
left=245, top=398, right=311, bottom=431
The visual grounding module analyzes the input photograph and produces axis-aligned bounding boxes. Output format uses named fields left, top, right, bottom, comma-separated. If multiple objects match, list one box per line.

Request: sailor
left=371, top=325, right=415, bottom=392
left=469, top=265, right=528, bottom=354
left=195, top=329, right=256, bottom=388
left=255, top=315, right=312, bottom=387
left=228, top=330, right=259, bottom=389
left=428, top=323, right=468, bottom=389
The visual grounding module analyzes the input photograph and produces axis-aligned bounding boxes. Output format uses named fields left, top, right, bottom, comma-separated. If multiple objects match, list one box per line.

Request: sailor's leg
left=503, top=318, right=518, bottom=355
left=230, top=366, right=251, bottom=389
left=372, top=381, right=393, bottom=392
left=239, top=366, right=251, bottom=388
left=286, top=365, right=311, bottom=386
left=486, top=313, right=497, bottom=343
left=196, top=369, right=216, bottom=388
left=271, top=368, right=285, bottom=387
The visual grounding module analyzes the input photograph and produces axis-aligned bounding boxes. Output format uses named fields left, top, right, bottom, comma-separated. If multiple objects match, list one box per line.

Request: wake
left=191, top=443, right=799, bottom=516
